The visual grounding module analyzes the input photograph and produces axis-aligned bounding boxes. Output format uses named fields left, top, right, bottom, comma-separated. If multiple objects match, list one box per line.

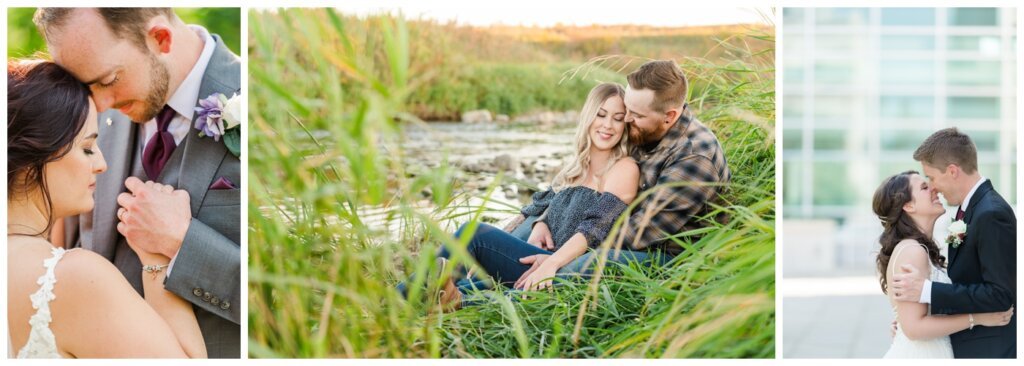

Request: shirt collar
left=958, top=176, right=988, bottom=214
left=165, top=25, right=216, bottom=122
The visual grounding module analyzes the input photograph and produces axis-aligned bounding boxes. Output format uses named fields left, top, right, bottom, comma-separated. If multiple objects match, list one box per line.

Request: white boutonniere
left=946, top=219, right=967, bottom=248
left=194, top=92, right=242, bottom=157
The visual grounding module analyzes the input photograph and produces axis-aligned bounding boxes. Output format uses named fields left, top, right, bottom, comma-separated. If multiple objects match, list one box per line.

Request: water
left=265, top=121, right=577, bottom=239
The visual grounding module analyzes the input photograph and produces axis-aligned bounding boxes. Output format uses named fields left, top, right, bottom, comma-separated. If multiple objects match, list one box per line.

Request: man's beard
left=632, top=123, right=661, bottom=146
left=131, top=53, right=170, bottom=122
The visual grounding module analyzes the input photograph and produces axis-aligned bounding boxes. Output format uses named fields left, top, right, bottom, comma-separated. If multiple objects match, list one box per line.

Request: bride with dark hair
left=7, top=60, right=206, bottom=358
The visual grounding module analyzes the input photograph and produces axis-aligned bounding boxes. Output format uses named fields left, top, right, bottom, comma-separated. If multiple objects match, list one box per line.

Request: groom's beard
left=131, top=54, right=170, bottom=123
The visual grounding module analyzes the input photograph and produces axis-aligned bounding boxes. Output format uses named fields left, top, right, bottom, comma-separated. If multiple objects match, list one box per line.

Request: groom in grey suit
left=36, top=8, right=240, bottom=358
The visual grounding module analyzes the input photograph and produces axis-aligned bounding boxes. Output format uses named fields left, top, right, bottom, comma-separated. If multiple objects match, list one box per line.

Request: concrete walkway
left=783, top=276, right=895, bottom=358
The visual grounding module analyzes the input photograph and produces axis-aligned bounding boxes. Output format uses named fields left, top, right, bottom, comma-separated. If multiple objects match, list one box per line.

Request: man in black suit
left=892, top=127, right=1016, bottom=358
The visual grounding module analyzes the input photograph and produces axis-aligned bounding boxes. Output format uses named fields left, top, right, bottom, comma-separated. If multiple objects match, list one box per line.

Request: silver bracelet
left=142, top=264, right=169, bottom=278
left=968, top=313, right=975, bottom=330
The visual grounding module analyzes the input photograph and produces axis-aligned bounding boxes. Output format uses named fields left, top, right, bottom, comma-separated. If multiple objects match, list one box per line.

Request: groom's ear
left=148, top=23, right=174, bottom=55
left=663, top=108, right=679, bottom=124
left=946, top=164, right=960, bottom=179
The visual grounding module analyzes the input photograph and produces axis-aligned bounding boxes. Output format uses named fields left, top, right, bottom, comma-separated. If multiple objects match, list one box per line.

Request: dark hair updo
left=8, top=59, right=92, bottom=234
left=872, top=170, right=946, bottom=294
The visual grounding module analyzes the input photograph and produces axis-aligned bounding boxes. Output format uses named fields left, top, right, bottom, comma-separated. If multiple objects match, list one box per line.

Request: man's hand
left=116, top=177, right=192, bottom=260
left=527, top=222, right=555, bottom=251
left=514, top=254, right=554, bottom=291
left=891, top=264, right=924, bottom=302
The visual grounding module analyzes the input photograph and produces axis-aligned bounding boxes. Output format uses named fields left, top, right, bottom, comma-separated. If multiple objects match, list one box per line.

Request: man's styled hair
left=912, top=127, right=979, bottom=174
left=34, top=8, right=176, bottom=51
left=626, top=60, right=688, bottom=113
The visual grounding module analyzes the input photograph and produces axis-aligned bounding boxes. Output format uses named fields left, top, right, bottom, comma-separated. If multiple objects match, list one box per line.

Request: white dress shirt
left=920, top=177, right=988, bottom=303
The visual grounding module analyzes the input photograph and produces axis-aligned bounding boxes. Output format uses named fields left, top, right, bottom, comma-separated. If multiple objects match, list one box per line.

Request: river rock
left=494, top=154, right=517, bottom=172
left=461, top=109, right=493, bottom=123
left=496, top=114, right=510, bottom=123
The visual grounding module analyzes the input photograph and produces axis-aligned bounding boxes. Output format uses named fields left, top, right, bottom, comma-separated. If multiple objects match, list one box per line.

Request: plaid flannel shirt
left=611, top=111, right=731, bottom=255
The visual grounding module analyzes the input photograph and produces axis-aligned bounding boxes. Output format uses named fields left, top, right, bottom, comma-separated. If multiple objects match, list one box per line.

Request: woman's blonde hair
left=551, top=82, right=630, bottom=191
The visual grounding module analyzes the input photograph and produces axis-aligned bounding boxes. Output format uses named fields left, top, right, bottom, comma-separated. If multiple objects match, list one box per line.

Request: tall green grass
left=248, top=8, right=774, bottom=358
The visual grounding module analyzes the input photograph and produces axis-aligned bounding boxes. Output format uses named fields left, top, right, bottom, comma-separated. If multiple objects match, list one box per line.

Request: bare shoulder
left=604, top=157, right=640, bottom=202
left=890, top=239, right=930, bottom=277
left=54, top=249, right=130, bottom=289
left=894, top=239, right=928, bottom=256
left=610, top=156, right=639, bottom=175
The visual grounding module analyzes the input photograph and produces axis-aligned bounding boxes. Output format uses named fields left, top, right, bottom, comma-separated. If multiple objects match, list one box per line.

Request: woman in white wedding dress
left=872, top=171, right=1012, bottom=358
left=7, top=60, right=206, bottom=358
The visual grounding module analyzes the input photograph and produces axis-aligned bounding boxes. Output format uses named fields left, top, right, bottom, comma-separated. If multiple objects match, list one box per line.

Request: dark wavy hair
left=7, top=59, right=92, bottom=235
left=872, top=170, right=946, bottom=294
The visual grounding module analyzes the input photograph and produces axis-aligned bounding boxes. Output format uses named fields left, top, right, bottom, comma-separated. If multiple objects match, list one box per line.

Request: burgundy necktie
left=955, top=207, right=965, bottom=221
left=142, top=106, right=178, bottom=180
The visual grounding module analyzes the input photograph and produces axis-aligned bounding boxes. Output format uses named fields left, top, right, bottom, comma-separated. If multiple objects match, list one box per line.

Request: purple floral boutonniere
left=194, top=92, right=242, bottom=157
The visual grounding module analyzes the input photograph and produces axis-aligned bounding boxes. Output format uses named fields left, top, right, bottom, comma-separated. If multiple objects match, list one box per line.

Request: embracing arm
left=618, top=155, right=720, bottom=250
left=931, top=209, right=1016, bottom=314
left=163, top=219, right=241, bottom=324
left=52, top=250, right=206, bottom=358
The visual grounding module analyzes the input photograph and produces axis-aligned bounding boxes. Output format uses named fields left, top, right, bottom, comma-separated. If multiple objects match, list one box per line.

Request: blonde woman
left=411, top=83, right=648, bottom=311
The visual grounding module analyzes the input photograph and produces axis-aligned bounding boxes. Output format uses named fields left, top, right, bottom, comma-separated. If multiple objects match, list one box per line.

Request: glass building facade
left=782, top=8, right=1017, bottom=272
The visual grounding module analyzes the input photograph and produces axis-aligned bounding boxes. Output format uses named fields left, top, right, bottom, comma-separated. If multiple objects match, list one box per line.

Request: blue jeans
left=398, top=222, right=673, bottom=306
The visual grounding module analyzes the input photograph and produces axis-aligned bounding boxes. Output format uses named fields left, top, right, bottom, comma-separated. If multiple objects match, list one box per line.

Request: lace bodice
left=15, top=247, right=70, bottom=359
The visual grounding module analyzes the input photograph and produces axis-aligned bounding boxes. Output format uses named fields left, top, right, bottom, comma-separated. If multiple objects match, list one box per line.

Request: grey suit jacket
left=66, top=35, right=241, bottom=358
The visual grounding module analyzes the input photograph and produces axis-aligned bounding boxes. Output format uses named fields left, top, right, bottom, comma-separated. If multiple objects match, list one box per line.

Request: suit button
left=193, top=288, right=203, bottom=297
left=220, top=301, right=230, bottom=310
left=211, top=297, right=221, bottom=306
left=203, top=291, right=212, bottom=302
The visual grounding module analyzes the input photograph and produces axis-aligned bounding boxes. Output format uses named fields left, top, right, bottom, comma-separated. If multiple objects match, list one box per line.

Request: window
left=948, top=8, right=999, bottom=26
left=813, top=129, right=855, bottom=151
left=815, top=8, right=870, bottom=26
left=947, top=60, right=1001, bottom=86
left=881, top=8, right=935, bottom=26
left=880, top=129, right=931, bottom=151
left=784, top=8, right=806, bottom=26
left=815, top=60, right=858, bottom=85
left=880, top=60, right=934, bottom=86
left=880, top=95, right=934, bottom=120
left=947, top=97, right=1000, bottom=119
left=948, top=35, right=1002, bottom=56
left=813, top=162, right=856, bottom=205
left=880, top=35, right=936, bottom=51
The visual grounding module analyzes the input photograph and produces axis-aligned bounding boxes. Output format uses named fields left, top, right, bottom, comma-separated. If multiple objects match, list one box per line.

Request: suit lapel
left=949, top=180, right=993, bottom=269
left=91, top=113, right=138, bottom=260
left=176, top=35, right=240, bottom=217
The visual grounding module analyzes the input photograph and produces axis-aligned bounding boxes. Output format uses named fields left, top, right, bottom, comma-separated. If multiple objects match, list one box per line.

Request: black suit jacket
left=931, top=180, right=1016, bottom=358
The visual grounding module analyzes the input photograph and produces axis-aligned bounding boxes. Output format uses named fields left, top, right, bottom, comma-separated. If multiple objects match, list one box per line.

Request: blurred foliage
left=7, top=7, right=241, bottom=58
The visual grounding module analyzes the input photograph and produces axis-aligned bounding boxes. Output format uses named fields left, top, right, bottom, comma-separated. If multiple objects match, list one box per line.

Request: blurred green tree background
left=8, top=7, right=241, bottom=58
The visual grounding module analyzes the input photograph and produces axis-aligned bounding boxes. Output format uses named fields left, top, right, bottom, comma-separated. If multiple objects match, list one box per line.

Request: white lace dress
left=14, top=247, right=70, bottom=358
left=883, top=244, right=954, bottom=358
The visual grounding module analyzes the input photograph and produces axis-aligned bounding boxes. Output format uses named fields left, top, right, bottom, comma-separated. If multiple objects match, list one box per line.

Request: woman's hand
left=974, top=307, right=1014, bottom=327
left=527, top=221, right=555, bottom=250
left=514, top=254, right=557, bottom=291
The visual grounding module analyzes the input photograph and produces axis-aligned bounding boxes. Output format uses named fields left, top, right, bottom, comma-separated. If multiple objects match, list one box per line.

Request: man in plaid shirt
left=522, top=60, right=730, bottom=268
left=614, top=60, right=731, bottom=255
